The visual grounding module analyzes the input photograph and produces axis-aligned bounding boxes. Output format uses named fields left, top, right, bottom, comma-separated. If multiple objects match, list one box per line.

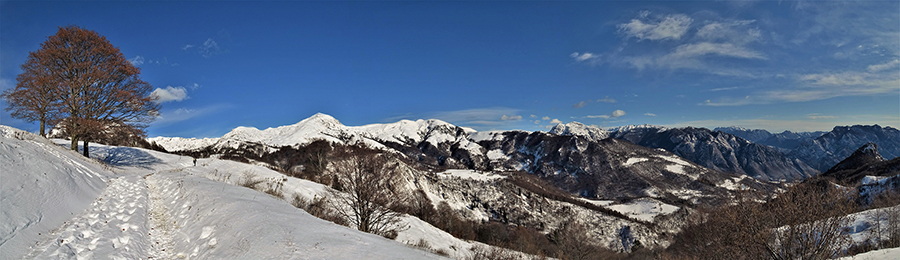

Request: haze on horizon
left=1, top=1, right=898, bottom=138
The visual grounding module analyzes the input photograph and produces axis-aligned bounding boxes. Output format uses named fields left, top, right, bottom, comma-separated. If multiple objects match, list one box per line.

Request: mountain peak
left=297, top=113, right=343, bottom=127
left=824, top=142, right=885, bottom=175
left=549, top=121, right=610, bottom=141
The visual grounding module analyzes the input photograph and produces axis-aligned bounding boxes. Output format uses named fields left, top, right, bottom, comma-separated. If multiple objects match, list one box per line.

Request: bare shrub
left=237, top=171, right=264, bottom=189
left=549, top=220, right=621, bottom=260
left=291, top=193, right=346, bottom=226
left=262, top=177, right=286, bottom=198
left=468, top=245, right=518, bottom=260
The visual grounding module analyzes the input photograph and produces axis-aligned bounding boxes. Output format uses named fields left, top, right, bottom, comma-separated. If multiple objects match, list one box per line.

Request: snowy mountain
left=553, top=124, right=816, bottom=181
left=548, top=122, right=610, bottom=142
left=0, top=125, right=455, bottom=259
left=822, top=143, right=900, bottom=184
left=715, top=126, right=827, bottom=152
left=790, top=125, right=900, bottom=172
left=713, top=126, right=774, bottom=143
left=153, top=114, right=773, bottom=203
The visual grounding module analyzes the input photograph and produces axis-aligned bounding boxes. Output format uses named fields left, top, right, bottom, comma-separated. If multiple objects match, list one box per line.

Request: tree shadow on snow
left=98, top=146, right=163, bottom=169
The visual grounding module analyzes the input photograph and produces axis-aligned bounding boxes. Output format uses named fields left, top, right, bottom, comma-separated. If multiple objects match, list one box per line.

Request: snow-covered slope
left=1, top=125, right=454, bottom=259
left=838, top=247, right=900, bottom=260
left=0, top=126, right=111, bottom=259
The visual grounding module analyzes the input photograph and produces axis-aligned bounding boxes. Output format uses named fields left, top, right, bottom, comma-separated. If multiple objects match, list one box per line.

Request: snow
left=623, top=157, right=649, bottom=166
left=438, top=169, right=506, bottom=182
left=0, top=126, right=110, bottom=259
left=655, top=154, right=692, bottom=166
left=146, top=136, right=219, bottom=152
left=844, top=205, right=900, bottom=246
left=656, top=154, right=699, bottom=180
left=860, top=175, right=890, bottom=185
left=486, top=149, right=508, bottom=161
left=665, top=164, right=686, bottom=174
left=578, top=198, right=615, bottom=207
left=0, top=125, right=452, bottom=259
left=719, top=176, right=748, bottom=191
left=606, top=198, right=680, bottom=222
left=838, top=247, right=900, bottom=260
left=549, top=122, right=610, bottom=141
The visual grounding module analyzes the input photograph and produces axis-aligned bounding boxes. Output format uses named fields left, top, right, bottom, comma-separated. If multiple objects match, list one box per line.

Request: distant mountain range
left=143, top=113, right=897, bottom=252
left=150, top=113, right=771, bottom=204
left=148, top=114, right=897, bottom=184
left=714, top=127, right=827, bottom=152
left=552, top=123, right=816, bottom=181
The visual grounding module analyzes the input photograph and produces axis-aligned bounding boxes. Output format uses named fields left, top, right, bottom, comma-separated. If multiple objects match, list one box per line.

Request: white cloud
left=807, top=113, right=837, bottom=120
left=199, top=38, right=221, bottom=58
left=530, top=114, right=537, bottom=118
left=670, top=115, right=899, bottom=132
left=644, top=113, right=657, bottom=117
left=181, top=44, right=195, bottom=51
left=571, top=52, right=598, bottom=62
left=500, top=115, right=523, bottom=121
left=707, top=87, right=740, bottom=92
left=665, top=42, right=766, bottom=60
left=618, top=13, right=692, bottom=41
left=128, top=56, right=145, bottom=66
left=152, top=105, right=227, bottom=126
left=542, top=116, right=550, bottom=121
left=423, top=107, right=527, bottom=130
left=868, top=59, right=900, bottom=73
left=150, top=86, right=189, bottom=103
left=534, top=120, right=541, bottom=124
left=573, top=101, right=588, bottom=108
left=597, top=96, right=616, bottom=103
left=549, top=119, right=562, bottom=124
left=696, top=20, right=760, bottom=44
left=587, top=109, right=627, bottom=119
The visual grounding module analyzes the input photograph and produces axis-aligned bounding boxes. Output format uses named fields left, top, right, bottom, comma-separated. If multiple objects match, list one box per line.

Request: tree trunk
left=82, top=140, right=90, bottom=158
left=70, top=134, right=78, bottom=151
left=39, top=118, right=46, bottom=137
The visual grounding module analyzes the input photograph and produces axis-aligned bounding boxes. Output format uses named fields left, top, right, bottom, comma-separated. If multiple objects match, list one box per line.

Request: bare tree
left=670, top=181, right=857, bottom=260
left=762, top=181, right=856, bottom=260
left=1, top=55, right=63, bottom=137
left=19, top=25, right=158, bottom=157
left=329, top=149, right=405, bottom=238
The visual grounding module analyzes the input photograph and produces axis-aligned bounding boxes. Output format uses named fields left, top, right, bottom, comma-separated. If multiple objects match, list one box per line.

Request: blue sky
left=1, top=1, right=898, bottom=138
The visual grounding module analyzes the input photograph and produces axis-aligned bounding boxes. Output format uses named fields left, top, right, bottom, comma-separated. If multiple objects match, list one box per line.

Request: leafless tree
left=1, top=57, right=63, bottom=137
left=670, top=180, right=857, bottom=260
left=329, top=149, right=406, bottom=238
left=15, top=26, right=157, bottom=157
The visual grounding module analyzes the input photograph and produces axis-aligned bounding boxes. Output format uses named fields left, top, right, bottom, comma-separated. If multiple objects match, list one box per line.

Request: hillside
left=0, top=125, right=448, bottom=259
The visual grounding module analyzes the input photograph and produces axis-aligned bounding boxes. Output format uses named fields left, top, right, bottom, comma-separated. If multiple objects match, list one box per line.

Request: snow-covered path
left=23, top=175, right=153, bottom=260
